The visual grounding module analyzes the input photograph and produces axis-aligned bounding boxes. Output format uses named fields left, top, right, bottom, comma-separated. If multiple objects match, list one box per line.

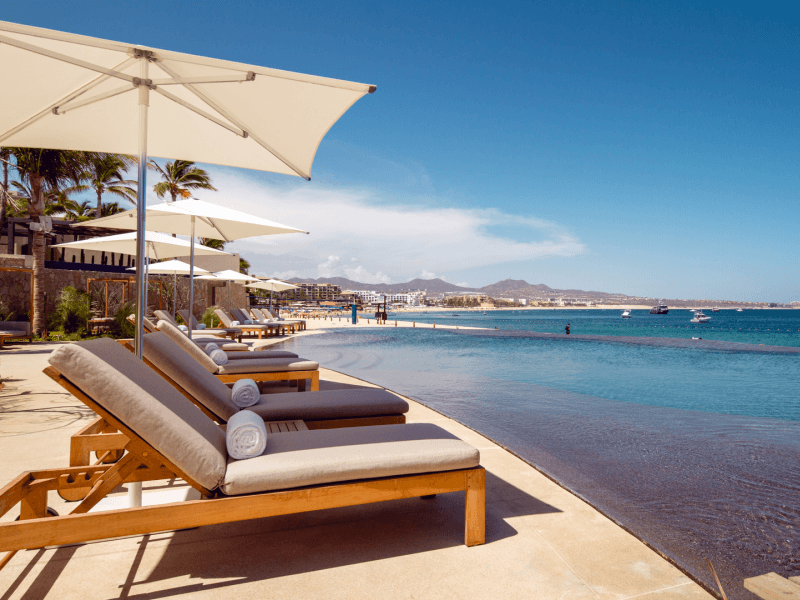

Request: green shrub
left=201, top=305, right=219, bottom=328
left=109, top=302, right=136, bottom=338
left=55, top=286, right=89, bottom=334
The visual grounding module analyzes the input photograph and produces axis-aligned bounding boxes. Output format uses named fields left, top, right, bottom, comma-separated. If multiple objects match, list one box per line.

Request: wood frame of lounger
left=0, top=367, right=484, bottom=570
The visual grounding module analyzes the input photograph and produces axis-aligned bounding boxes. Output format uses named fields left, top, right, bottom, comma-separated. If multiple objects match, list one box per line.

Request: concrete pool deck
left=0, top=341, right=714, bottom=599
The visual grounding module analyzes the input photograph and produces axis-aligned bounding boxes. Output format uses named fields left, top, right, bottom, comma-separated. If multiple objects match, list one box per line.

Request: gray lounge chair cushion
left=221, top=423, right=480, bottom=495
left=157, top=319, right=220, bottom=373
left=141, top=332, right=238, bottom=421
left=248, top=388, right=408, bottom=421
left=226, top=350, right=299, bottom=360
left=217, top=358, right=318, bottom=374
left=48, top=338, right=227, bottom=490
left=196, top=341, right=251, bottom=352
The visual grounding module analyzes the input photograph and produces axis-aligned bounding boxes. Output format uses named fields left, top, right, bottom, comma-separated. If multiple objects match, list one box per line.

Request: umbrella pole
left=188, top=216, right=195, bottom=340
left=130, top=54, right=151, bottom=511
left=133, top=55, right=150, bottom=361
left=172, top=273, right=177, bottom=319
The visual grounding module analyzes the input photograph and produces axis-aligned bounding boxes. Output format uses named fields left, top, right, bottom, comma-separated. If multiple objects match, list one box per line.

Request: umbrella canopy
left=131, top=259, right=209, bottom=275
left=126, top=260, right=210, bottom=320
left=53, top=231, right=230, bottom=260
left=86, top=198, right=308, bottom=241
left=0, top=18, right=373, bottom=356
left=207, top=269, right=260, bottom=282
left=247, top=278, right=299, bottom=310
left=246, top=279, right=298, bottom=292
left=0, top=21, right=375, bottom=178
left=201, top=269, right=259, bottom=314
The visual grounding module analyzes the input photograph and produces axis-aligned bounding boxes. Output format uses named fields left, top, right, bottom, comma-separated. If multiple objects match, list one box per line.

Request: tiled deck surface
left=0, top=341, right=714, bottom=599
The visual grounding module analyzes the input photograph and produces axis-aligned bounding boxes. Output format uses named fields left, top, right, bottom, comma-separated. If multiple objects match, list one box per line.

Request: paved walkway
left=0, top=341, right=714, bottom=599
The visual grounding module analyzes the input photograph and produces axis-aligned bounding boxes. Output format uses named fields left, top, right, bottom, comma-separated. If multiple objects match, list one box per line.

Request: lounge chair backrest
left=154, top=310, right=179, bottom=326
left=128, top=314, right=158, bottom=333
left=156, top=320, right=220, bottom=374
left=142, top=331, right=237, bottom=421
left=265, top=308, right=279, bottom=319
left=231, top=308, right=249, bottom=323
left=251, top=308, right=270, bottom=322
left=48, top=338, right=227, bottom=490
left=214, top=308, right=234, bottom=327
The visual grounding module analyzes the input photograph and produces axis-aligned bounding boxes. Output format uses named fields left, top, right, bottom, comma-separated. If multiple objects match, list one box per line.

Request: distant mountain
left=479, top=279, right=553, bottom=295
left=286, top=277, right=476, bottom=294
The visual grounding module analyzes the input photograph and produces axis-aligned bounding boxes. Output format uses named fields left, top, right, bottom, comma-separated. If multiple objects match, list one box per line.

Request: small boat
left=451, top=313, right=459, bottom=317
left=649, top=302, right=669, bottom=314
left=483, top=312, right=487, bottom=315
left=712, top=307, right=720, bottom=312
left=621, top=310, right=631, bottom=318
left=691, top=312, right=711, bottom=324
left=736, top=308, right=744, bottom=312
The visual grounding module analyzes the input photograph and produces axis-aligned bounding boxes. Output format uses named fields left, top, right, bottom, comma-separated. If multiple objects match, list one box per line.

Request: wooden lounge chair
left=66, top=331, right=409, bottom=476
left=156, top=319, right=320, bottom=391
left=243, top=308, right=299, bottom=334
left=0, top=339, right=484, bottom=574
left=177, top=309, right=244, bottom=341
left=258, top=307, right=307, bottom=331
left=215, top=308, right=283, bottom=339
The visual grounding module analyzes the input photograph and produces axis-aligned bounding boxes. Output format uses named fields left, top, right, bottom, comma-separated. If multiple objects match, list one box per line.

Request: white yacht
left=691, top=312, right=711, bottom=324
left=736, top=308, right=744, bottom=312
left=621, top=309, right=631, bottom=318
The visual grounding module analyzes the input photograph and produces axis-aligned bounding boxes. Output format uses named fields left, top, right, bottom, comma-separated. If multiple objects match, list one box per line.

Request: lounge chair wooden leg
left=20, top=488, right=47, bottom=520
left=310, top=372, right=319, bottom=392
left=71, top=453, right=142, bottom=515
left=465, top=468, right=485, bottom=547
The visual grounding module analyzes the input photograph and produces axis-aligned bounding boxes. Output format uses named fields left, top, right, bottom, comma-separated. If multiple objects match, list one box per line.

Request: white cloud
left=195, top=170, right=587, bottom=285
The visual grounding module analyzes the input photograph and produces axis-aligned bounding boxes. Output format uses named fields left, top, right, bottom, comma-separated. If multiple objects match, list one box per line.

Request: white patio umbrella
left=246, top=279, right=299, bottom=310
left=0, top=20, right=375, bottom=358
left=126, top=259, right=210, bottom=319
left=84, top=198, right=307, bottom=337
left=54, top=231, right=228, bottom=317
left=196, top=269, right=259, bottom=314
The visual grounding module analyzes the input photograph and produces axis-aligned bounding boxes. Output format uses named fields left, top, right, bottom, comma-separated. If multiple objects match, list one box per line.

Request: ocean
left=281, top=309, right=800, bottom=600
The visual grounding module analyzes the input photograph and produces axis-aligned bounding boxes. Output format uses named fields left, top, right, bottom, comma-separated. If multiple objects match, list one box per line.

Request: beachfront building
left=350, top=290, right=423, bottom=306
left=280, top=282, right=341, bottom=302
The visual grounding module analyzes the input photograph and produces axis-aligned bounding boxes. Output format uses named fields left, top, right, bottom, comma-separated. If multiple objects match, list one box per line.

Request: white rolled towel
left=209, top=348, right=228, bottom=365
left=204, top=342, right=219, bottom=354
left=230, top=320, right=240, bottom=326
left=244, top=319, right=253, bottom=324
left=231, top=378, right=259, bottom=408
left=178, top=324, right=188, bottom=332
left=226, top=410, right=267, bottom=460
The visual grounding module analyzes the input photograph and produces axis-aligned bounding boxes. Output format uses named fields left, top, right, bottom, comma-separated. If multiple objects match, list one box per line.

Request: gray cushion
left=214, top=309, right=235, bottom=327
left=249, top=388, right=408, bottom=421
left=141, top=332, right=238, bottom=421
left=217, top=358, right=319, bottom=374
left=226, top=350, right=299, bottom=360
left=221, top=423, right=480, bottom=495
left=156, top=319, right=220, bottom=373
left=48, top=339, right=227, bottom=490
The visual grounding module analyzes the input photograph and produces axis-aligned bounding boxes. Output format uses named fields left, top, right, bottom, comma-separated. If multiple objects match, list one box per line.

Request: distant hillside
left=286, top=277, right=475, bottom=294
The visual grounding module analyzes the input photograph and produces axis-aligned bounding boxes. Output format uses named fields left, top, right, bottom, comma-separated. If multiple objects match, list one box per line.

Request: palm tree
left=80, top=153, right=137, bottom=219
left=0, top=148, right=9, bottom=229
left=149, top=159, right=216, bottom=202
left=199, top=238, right=225, bottom=250
left=8, top=148, right=83, bottom=336
left=100, top=201, right=124, bottom=217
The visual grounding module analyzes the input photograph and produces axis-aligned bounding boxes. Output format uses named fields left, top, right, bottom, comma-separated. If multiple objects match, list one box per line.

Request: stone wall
left=0, top=255, right=246, bottom=322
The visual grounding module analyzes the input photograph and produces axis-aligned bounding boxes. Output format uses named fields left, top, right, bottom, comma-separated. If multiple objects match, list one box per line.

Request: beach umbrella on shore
left=85, top=198, right=306, bottom=336
left=194, top=268, right=259, bottom=313
left=53, top=232, right=228, bottom=317
left=246, top=279, right=298, bottom=310
left=126, top=259, right=211, bottom=319
left=0, top=19, right=376, bottom=359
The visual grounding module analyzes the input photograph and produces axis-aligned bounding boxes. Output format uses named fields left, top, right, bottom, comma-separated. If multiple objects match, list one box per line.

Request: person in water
left=565, top=323, right=571, bottom=335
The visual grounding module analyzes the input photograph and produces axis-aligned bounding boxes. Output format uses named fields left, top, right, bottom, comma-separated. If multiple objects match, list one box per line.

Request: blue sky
left=7, top=1, right=799, bottom=301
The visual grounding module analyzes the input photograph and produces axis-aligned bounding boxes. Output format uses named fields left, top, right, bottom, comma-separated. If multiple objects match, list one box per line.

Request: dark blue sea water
left=394, top=308, right=800, bottom=347
left=282, top=315, right=800, bottom=600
